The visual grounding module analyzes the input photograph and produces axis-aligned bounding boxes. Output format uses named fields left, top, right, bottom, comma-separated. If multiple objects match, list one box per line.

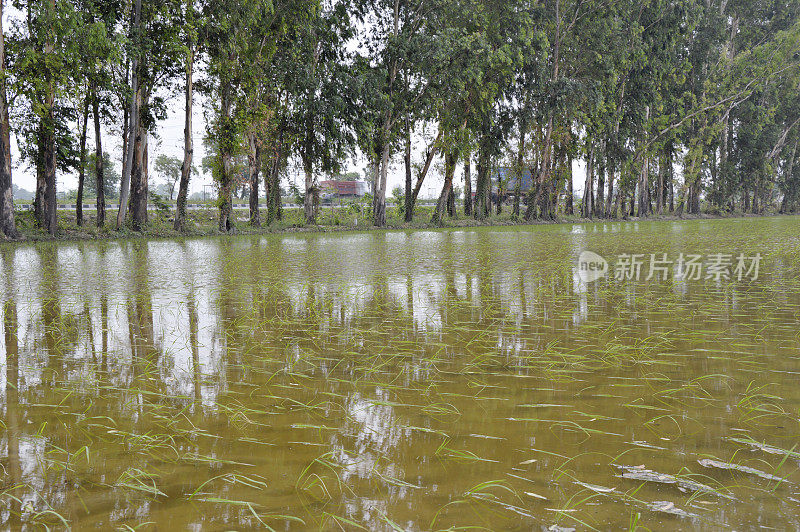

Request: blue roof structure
left=492, top=167, right=534, bottom=192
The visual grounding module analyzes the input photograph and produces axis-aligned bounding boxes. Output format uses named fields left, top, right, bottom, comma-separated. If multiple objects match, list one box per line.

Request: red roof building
left=320, top=181, right=369, bottom=197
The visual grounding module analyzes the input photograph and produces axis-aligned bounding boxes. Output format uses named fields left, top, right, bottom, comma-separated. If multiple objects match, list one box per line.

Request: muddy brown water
left=1, top=217, right=800, bottom=530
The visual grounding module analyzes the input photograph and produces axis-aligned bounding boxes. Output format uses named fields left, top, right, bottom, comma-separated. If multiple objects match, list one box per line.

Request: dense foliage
left=0, top=0, right=798, bottom=237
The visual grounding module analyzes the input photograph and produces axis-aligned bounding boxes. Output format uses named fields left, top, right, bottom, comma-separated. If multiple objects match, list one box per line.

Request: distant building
left=320, top=180, right=369, bottom=198
left=474, top=168, right=535, bottom=202
left=493, top=167, right=534, bottom=194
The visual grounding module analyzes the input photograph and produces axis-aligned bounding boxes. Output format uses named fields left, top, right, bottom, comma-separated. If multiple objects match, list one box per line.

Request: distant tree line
left=0, top=0, right=798, bottom=238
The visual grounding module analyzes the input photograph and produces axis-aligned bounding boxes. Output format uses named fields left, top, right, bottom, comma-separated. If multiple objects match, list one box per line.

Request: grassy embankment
left=4, top=201, right=794, bottom=243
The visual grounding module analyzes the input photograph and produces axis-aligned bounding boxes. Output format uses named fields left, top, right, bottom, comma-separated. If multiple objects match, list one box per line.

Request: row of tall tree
left=0, top=0, right=798, bottom=238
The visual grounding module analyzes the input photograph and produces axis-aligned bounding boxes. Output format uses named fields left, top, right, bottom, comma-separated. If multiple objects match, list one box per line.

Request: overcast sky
left=10, top=88, right=442, bottom=198
left=10, top=86, right=589, bottom=201
left=9, top=94, right=483, bottom=200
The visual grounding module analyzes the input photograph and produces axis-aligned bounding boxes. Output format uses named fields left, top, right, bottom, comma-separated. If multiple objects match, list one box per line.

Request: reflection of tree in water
left=1, top=233, right=589, bottom=529
left=125, top=242, right=165, bottom=402
left=0, top=247, right=83, bottom=526
left=187, top=287, right=201, bottom=404
left=9, top=232, right=794, bottom=529
left=40, top=245, right=65, bottom=385
left=2, top=247, right=22, bottom=529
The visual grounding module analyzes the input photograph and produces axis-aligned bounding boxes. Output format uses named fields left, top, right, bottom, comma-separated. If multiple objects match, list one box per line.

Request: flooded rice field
left=2, top=217, right=800, bottom=530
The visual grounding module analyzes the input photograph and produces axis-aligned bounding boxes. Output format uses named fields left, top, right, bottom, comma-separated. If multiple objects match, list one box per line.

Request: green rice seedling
left=435, top=439, right=499, bottom=463
left=5, top=219, right=800, bottom=529
left=430, top=480, right=519, bottom=529
left=113, top=468, right=167, bottom=499
left=116, top=522, right=156, bottom=531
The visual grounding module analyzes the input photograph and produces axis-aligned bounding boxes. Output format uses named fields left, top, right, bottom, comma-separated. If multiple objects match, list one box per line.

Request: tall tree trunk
left=784, top=140, right=798, bottom=212
left=373, top=143, right=390, bottom=226
left=513, top=104, right=529, bottom=219
left=637, top=107, right=651, bottom=217
left=718, top=14, right=737, bottom=207
left=174, top=16, right=194, bottom=232
left=303, top=160, right=315, bottom=224
left=121, top=102, right=128, bottom=187
left=128, top=123, right=148, bottom=230
left=35, top=108, right=57, bottom=234
left=371, top=0, right=399, bottom=227
left=614, top=177, right=624, bottom=218
left=496, top=177, right=503, bottom=215
left=36, top=0, right=58, bottom=235
left=0, top=2, right=17, bottom=238
left=594, top=149, right=604, bottom=217
left=532, top=1, right=560, bottom=220
left=248, top=132, right=261, bottom=227
left=675, top=155, right=697, bottom=216
left=637, top=156, right=651, bottom=217
left=668, top=148, right=675, bottom=213
left=764, top=117, right=800, bottom=213
left=264, top=152, right=273, bottom=220
left=655, top=151, right=664, bottom=215
left=370, top=156, right=379, bottom=221
left=497, top=141, right=507, bottom=216
left=33, top=0, right=58, bottom=235
left=463, top=150, right=472, bottom=216
left=533, top=121, right=554, bottom=219
left=218, top=86, right=233, bottom=233
left=512, top=167, right=523, bottom=218
left=403, top=116, right=413, bottom=222
left=92, top=87, right=105, bottom=228
left=474, top=141, right=491, bottom=220
left=605, top=79, right=627, bottom=219
left=629, top=186, right=636, bottom=217
left=551, top=164, right=562, bottom=217
left=553, top=147, right=569, bottom=216
left=266, top=123, right=284, bottom=224
left=752, top=183, right=763, bottom=214
left=546, top=155, right=558, bottom=219
left=760, top=178, right=772, bottom=214
left=76, top=98, right=89, bottom=226
left=526, top=168, right=542, bottom=220
left=432, top=151, right=457, bottom=225
left=581, top=148, right=594, bottom=218
left=271, top=157, right=283, bottom=221
left=447, top=182, right=456, bottom=217
left=303, top=128, right=316, bottom=224
left=690, top=176, right=701, bottom=214
left=565, top=154, right=574, bottom=215
left=117, top=0, right=141, bottom=229
left=408, top=129, right=442, bottom=217
left=542, top=179, right=556, bottom=220
left=511, top=147, right=524, bottom=219
left=605, top=160, right=615, bottom=218
left=526, top=138, right=554, bottom=221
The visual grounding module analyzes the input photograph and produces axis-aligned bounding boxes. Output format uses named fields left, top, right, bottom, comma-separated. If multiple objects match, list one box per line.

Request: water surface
left=2, top=217, right=800, bottom=530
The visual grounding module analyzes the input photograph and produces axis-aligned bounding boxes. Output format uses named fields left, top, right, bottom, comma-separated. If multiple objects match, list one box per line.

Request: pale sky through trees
left=9, top=87, right=586, bottom=200
left=4, top=6, right=591, bottom=201
left=10, top=93, right=587, bottom=200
